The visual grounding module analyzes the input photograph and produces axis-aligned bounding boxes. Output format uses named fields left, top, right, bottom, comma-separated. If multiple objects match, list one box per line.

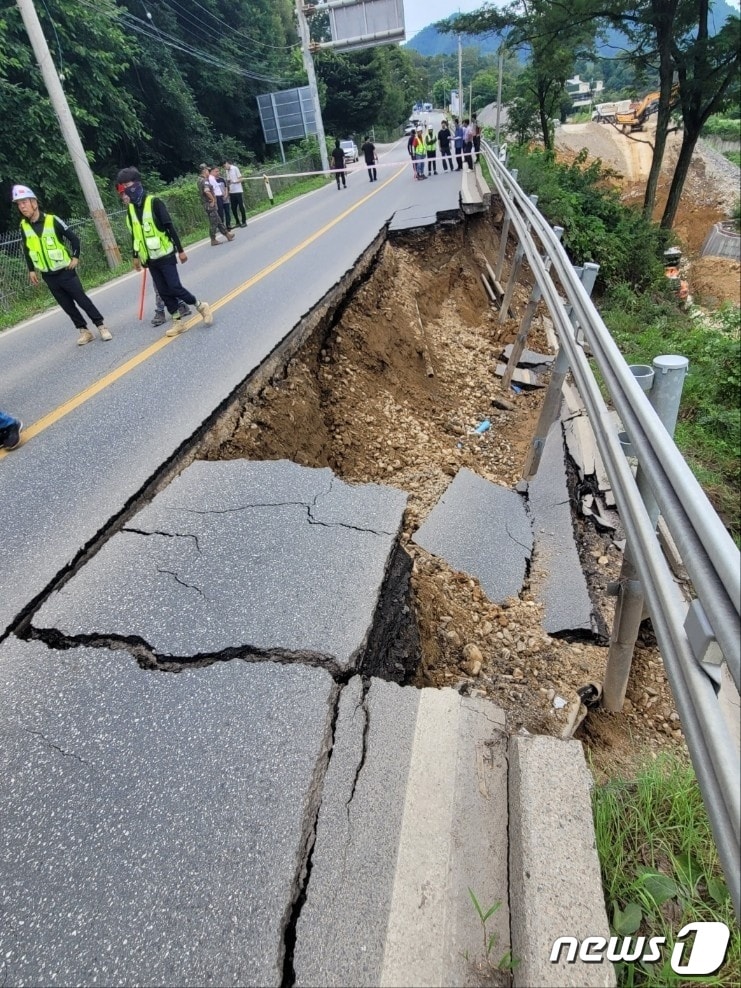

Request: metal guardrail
left=480, top=140, right=741, bottom=918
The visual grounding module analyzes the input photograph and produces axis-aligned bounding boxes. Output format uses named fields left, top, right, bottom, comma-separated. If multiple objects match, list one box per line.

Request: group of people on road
left=4, top=119, right=482, bottom=453
left=330, top=137, right=379, bottom=188
left=409, top=117, right=480, bottom=178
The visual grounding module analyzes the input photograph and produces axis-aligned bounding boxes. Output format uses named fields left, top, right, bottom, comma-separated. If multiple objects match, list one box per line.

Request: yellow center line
left=1, top=165, right=407, bottom=460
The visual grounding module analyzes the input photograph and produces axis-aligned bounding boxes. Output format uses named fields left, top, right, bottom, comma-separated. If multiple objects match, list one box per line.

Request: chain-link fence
left=0, top=152, right=322, bottom=316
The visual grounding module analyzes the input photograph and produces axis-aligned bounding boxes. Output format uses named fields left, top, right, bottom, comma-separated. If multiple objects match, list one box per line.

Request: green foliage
left=593, top=753, right=740, bottom=987
left=602, top=288, right=741, bottom=538
left=703, top=114, right=741, bottom=139
left=467, top=889, right=518, bottom=973
left=507, top=146, right=667, bottom=288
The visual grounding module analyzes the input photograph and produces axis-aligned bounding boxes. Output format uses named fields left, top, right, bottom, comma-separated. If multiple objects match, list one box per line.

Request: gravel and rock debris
left=207, top=216, right=687, bottom=780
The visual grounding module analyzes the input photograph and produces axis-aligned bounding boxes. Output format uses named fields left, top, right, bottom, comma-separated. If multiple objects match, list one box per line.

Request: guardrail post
left=522, top=263, right=599, bottom=479
left=498, top=195, right=538, bottom=324
left=501, top=226, right=564, bottom=390
left=602, top=355, right=689, bottom=711
left=494, top=168, right=517, bottom=280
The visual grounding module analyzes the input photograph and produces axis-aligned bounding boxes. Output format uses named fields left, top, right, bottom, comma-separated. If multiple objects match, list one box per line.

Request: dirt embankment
left=555, top=120, right=741, bottom=306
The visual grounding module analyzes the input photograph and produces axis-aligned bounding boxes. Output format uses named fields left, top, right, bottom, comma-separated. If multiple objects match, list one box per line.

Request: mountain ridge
left=405, top=2, right=738, bottom=58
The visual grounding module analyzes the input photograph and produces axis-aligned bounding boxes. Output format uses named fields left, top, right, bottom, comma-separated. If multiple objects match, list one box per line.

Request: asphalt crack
left=23, top=728, right=90, bottom=766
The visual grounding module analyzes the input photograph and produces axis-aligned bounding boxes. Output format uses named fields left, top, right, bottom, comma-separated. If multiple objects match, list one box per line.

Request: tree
left=595, top=0, right=739, bottom=225
left=441, top=0, right=596, bottom=149
left=663, top=2, right=739, bottom=227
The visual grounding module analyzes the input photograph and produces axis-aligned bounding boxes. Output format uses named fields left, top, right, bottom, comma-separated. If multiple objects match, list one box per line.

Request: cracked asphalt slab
left=31, top=460, right=407, bottom=670
left=0, top=635, right=337, bottom=987
left=293, top=677, right=509, bottom=988
left=526, top=420, right=595, bottom=634
left=411, top=466, right=533, bottom=604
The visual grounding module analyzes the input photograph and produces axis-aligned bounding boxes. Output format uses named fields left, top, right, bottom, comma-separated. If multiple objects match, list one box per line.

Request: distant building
left=566, top=75, right=603, bottom=109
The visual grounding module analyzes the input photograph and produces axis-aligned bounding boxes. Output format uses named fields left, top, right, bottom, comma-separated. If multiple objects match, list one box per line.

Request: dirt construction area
left=202, top=128, right=738, bottom=781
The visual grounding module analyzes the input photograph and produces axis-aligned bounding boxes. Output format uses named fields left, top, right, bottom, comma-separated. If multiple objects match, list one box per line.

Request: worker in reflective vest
left=425, top=127, right=438, bottom=176
left=13, top=183, right=111, bottom=346
left=116, top=166, right=213, bottom=338
left=412, top=128, right=427, bottom=180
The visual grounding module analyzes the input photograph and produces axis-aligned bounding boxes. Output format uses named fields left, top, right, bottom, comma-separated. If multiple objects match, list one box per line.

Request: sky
left=403, top=0, right=490, bottom=42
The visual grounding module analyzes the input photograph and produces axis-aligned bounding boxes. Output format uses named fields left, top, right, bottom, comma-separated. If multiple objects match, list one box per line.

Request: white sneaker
left=98, top=324, right=113, bottom=341
left=77, top=328, right=94, bottom=346
left=196, top=300, right=213, bottom=326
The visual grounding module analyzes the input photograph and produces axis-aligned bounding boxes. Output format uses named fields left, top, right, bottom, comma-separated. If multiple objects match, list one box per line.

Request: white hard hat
left=12, top=184, right=36, bottom=202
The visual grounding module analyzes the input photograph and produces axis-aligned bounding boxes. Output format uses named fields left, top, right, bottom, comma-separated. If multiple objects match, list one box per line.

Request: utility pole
left=495, top=44, right=504, bottom=148
left=457, top=35, right=463, bottom=121
left=16, top=0, right=121, bottom=269
left=295, top=0, right=329, bottom=174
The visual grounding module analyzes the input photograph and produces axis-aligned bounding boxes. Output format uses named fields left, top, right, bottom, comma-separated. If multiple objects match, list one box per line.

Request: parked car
left=423, top=102, right=433, bottom=113
left=340, top=139, right=358, bottom=162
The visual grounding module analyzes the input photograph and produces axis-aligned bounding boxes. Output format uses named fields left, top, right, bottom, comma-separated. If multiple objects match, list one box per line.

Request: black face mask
left=127, top=181, right=145, bottom=206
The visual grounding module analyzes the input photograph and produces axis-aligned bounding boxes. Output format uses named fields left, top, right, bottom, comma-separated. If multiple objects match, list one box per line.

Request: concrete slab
left=294, top=678, right=509, bottom=987
left=388, top=171, right=462, bottom=231
left=32, top=460, right=407, bottom=671
left=502, top=343, right=555, bottom=367
left=412, top=467, right=532, bottom=604
left=508, top=735, right=616, bottom=988
left=494, top=362, right=546, bottom=387
left=0, top=635, right=337, bottom=987
left=527, top=422, right=595, bottom=634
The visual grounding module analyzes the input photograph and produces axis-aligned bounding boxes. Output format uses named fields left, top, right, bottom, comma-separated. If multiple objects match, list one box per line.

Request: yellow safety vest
left=126, top=195, right=174, bottom=263
left=425, top=134, right=436, bottom=152
left=20, top=215, right=71, bottom=273
left=413, top=136, right=426, bottom=159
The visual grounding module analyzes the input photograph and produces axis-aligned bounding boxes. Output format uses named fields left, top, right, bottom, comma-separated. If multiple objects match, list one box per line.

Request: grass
left=0, top=174, right=330, bottom=334
left=600, top=285, right=741, bottom=541
left=593, top=752, right=740, bottom=987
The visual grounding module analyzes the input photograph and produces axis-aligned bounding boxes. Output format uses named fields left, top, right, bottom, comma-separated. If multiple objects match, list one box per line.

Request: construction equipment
left=616, top=84, right=679, bottom=132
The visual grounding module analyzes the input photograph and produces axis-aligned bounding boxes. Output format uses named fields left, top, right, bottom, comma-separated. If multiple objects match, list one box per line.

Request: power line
left=71, top=0, right=288, bottom=83
left=164, top=0, right=300, bottom=52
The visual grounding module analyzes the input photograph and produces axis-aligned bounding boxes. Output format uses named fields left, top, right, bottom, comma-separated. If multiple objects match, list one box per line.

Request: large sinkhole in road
left=198, top=216, right=622, bottom=737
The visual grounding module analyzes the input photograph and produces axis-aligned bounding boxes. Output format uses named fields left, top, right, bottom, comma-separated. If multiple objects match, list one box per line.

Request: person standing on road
left=411, top=127, right=427, bottom=180
left=330, top=139, right=347, bottom=189
left=407, top=128, right=416, bottom=159
left=463, top=118, right=476, bottom=169
left=210, top=166, right=232, bottom=231
left=0, top=411, right=23, bottom=450
left=453, top=118, right=465, bottom=170
left=437, top=120, right=453, bottom=172
left=361, top=136, right=378, bottom=182
left=119, top=186, right=192, bottom=328
left=472, top=115, right=482, bottom=163
left=224, top=159, right=247, bottom=228
left=116, top=167, right=213, bottom=338
left=425, top=126, right=438, bottom=176
left=198, top=164, right=234, bottom=246
left=13, top=184, right=112, bottom=347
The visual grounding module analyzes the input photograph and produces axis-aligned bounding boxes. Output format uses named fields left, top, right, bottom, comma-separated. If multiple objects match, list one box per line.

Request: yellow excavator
left=616, top=84, right=680, bottom=132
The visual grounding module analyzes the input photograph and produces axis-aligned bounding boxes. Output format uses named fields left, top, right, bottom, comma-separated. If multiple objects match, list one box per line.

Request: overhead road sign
left=307, top=0, right=405, bottom=53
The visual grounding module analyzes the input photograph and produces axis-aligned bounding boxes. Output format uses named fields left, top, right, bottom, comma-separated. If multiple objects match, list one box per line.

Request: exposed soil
left=204, top=209, right=693, bottom=782
left=556, top=120, right=741, bottom=306
left=200, top=128, right=737, bottom=781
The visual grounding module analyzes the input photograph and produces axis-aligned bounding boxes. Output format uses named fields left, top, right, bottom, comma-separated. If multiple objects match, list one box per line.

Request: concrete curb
left=508, top=735, right=616, bottom=987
